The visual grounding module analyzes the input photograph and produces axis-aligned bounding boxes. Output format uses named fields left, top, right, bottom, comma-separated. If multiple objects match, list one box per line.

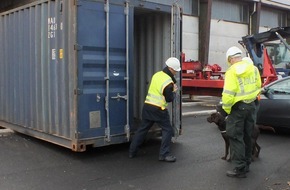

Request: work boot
left=245, top=165, right=250, bottom=173
left=226, top=168, right=246, bottom=178
left=159, top=155, right=176, bottom=162
left=129, top=151, right=137, bottom=159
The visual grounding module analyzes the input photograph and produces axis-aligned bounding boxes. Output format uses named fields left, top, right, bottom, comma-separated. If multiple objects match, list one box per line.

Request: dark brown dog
left=207, top=111, right=275, bottom=161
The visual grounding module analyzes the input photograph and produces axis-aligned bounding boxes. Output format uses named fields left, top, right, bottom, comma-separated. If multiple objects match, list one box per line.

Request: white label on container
left=52, top=49, right=56, bottom=60
left=48, top=17, right=57, bottom=39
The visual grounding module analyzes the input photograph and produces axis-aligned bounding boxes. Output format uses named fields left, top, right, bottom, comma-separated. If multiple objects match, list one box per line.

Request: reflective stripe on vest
left=145, top=71, right=173, bottom=110
left=223, top=67, right=259, bottom=103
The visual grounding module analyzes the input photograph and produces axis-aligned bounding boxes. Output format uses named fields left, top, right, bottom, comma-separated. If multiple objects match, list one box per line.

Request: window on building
left=212, top=0, right=249, bottom=23
left=260, top=7, right=287, bottom=28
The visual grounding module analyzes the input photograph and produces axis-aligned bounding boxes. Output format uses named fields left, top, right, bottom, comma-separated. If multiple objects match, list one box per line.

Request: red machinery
left=182, top=53, right=225, bottom=97
left=182, top=45, right=278, bottom=97
left=182, top=53, right=224, bottom=96
left=260, top=48, right=278, bottom=86
left=182, top=27, right=290, bottom=97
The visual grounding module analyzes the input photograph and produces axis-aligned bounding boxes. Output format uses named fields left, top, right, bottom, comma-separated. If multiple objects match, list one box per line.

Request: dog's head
left=207, top=112, right=221, bottom=123
left=207, top=112, right=225, bottom=123
left=207, top=103, right=228, bottom=131
left=210, top=112, right=226, bottom=131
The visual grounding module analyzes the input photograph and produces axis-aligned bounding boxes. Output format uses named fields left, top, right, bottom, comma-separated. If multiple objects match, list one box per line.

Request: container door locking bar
left=111, top=93, right=127, bottom=101
left=105, top=0, right=111, bottom=142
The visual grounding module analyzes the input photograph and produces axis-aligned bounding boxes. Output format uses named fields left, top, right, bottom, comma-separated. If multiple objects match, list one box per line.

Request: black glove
left=216, top=103, right=228, bottom=117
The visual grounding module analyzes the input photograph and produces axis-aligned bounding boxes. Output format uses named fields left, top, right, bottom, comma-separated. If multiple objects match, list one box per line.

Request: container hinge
left=75, top=131, right=80, bottom=139
left=74, top=44, right=83, bottom=51
left=125, top=124, right=130, bottom=141
left=124, top=2, right=129, bottom=15
left=74, top=0, right=82, bottom=6
left=74, top=88, right=83, bottom=95
left=105, top=127, right=111, bottom=142
left=104, top=1, right=109, bottom=12
left=59, top=1, right=63, bottom=13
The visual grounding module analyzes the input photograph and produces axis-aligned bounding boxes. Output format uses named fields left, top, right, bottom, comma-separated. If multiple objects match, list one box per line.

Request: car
left=257, top=76, right=290, bottom=129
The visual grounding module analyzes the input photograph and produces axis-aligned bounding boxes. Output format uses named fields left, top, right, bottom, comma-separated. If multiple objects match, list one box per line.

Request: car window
left=268, top=79, right=290, bottom=94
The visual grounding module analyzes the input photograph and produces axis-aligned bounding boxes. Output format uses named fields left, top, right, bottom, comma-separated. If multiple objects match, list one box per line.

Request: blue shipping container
left=0, top=0, right=182, bottom=151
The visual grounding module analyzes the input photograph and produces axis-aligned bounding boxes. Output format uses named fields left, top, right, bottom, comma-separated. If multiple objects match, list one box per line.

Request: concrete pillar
left=199, top=0, right=212, bottom=66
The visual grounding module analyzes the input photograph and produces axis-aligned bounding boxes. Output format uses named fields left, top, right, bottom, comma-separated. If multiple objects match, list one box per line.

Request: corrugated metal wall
left=0, top=0, right=37, bottom=13
left=0, top=0, right=182, bottom=150
left=0, top=0, right=76, bottom=140
left=133, top=11, right=172, bottom=119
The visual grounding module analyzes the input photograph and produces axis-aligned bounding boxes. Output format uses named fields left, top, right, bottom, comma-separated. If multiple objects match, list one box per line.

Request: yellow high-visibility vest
left=145, top=71, right=173, bottom=110
left=222, top=60, right=262, bottom=114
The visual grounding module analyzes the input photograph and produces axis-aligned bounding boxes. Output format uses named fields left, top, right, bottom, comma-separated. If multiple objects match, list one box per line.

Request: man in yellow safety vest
left=129, top=57, right=181, bottom=162
left=222, top=46, right=261, bottom=178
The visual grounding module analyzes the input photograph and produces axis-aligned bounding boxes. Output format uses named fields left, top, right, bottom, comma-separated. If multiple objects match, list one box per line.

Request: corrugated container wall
left=0, top=0, right=182, bottom=151
left=0, top=0, right=76, bottom=149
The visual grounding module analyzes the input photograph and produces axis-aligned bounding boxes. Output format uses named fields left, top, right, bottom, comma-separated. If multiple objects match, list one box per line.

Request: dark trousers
left=226, top=101, right=256, bottom=171
left=129, top=104, right=173, bottom=157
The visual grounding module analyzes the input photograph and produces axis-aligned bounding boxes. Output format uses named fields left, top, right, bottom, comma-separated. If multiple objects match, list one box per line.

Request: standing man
left=129, top=57, right=181, bottom=162
left=222, top=46, right=261, bottom=178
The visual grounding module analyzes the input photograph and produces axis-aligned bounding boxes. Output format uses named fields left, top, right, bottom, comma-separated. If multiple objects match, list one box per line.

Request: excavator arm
left=240, top=27, right=290, bottom=85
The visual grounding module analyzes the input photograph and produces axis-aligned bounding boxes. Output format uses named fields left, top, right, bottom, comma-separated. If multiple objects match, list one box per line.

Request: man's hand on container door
left=173, top=84, right=178, bottom=92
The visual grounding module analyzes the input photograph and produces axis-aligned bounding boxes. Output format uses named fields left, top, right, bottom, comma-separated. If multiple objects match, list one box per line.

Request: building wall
left=182, top=16, right=199, bottom=61
left=182, top=16, right=249, bottom=71
left=182, top=7, right=249, bottom=71
left=181, top=0, right=290, bottom=71
left=209, top=20, right=248, bottom=70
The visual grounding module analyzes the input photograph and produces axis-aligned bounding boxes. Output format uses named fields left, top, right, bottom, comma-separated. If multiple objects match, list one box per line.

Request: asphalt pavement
left=181, top=95, right=219, bottom=116
left=1, top=96, right=290, bottom=190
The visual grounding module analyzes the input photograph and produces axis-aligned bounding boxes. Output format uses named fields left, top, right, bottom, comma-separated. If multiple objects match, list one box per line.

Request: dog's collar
left=220, top=130, right=226, bottom=134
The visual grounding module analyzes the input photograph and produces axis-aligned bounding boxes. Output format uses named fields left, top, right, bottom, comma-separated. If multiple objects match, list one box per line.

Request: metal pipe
left=275, top=31, right=290, bottom=51
left=249, top=2, right=257, bottom=35
left=125, top=1, right=130, bottom=141
left=171, top=3, right=182, bottom=138
left=171, top=5, right=174, bottom=57
left=105, top=0, right=111, bottom=142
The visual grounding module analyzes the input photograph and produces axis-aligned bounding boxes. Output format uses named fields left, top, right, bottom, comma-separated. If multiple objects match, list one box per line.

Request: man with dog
left=222, top=46, right=261, bottom=178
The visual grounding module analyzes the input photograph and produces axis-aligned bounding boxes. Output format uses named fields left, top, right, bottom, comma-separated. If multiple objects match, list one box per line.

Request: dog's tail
left=257, top=125, right=276, bottom=133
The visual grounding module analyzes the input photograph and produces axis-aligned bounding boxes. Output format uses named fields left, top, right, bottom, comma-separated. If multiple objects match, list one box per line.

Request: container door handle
left=111, top=93, right=127, bottom=101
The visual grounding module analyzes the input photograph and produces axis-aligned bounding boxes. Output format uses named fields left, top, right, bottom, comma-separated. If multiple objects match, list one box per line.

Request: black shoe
left=226, top=169, right=246, bottom=178
left=245, top=165, right=250, bottom=173
left=129, top=152, right=136, bottom=158
left=159, top=155, right=176, bottom=162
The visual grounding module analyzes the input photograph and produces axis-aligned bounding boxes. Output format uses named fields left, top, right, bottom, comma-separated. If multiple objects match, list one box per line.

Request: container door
left=171, top=3, right=182, bottom=137
left=76, top=1, right=131, bottom=142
